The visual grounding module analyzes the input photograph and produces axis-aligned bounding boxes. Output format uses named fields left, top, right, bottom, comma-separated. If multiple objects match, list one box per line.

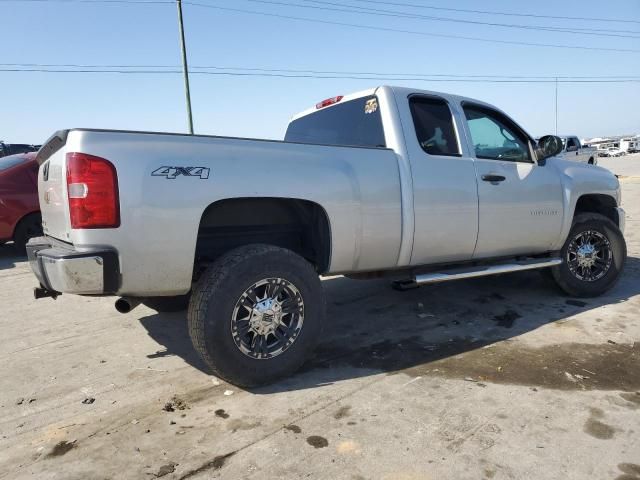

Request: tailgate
left=37, top=131, right=71, bottom=242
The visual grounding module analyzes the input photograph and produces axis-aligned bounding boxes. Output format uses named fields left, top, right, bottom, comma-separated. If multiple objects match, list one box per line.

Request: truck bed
left=37, top=128, right=403, bottom=296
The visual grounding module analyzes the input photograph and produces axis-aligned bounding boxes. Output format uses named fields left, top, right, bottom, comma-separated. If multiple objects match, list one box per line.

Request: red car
left=0, top=152, right=42, bottom=253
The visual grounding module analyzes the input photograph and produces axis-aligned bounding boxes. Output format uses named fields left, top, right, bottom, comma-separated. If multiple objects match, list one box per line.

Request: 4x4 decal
left=152, top=166, right=210, bottom=179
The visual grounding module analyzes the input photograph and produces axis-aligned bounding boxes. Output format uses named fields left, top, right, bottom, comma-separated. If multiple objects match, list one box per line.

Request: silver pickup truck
left=557, top=136, right=598, bottom=165
left=28, top=86, right=626, bottom=386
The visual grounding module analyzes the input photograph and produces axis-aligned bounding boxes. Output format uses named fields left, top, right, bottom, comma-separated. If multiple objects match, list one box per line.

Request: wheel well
left=194, top=198, right=331, bottom=274
left=13, top=210, right=41, bottom=239
left=574, top=194, right=618, bottom=226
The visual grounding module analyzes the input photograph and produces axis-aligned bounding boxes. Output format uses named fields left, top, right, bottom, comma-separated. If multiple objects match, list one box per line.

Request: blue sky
left=1, top=0, right=639, bottom=143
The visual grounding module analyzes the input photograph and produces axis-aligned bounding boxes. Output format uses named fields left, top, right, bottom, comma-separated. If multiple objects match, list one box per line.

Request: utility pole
left=176, top=0, right=194, bottom=134
left=554, top=77, right=558, bottom=136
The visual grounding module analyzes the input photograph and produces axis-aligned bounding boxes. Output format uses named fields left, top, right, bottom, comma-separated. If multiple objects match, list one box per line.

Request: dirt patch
left=418, top=342, right=640, bottom=391
left=620, top=392, right=640, bottom=407
left=493, top=310, right=521, bottom=329
left=306, top=336, right=640, bottom=391
left=163, top=395, right=188, bottom=412
left=214, top=409, right=229, bottom=419
left=227, top=418, right=261, bottom=433
left=284, top=424, right=302, bottom=434
left=46, top=440, right=77, bottom=458
left=474, top=293, right=506, bottom=304
left=484, top=467, right=497, bottom=479
left=566, top=300, right=588, bottom=307
left=154, top=463, right=177, bottom=478
left=619, top=464, right=640, bottom=477
left=307, top=435, right=329, bottom=448
left=584, top=409, right=616, bottom=440
left=334, top=406, right=351, bottom=420
left=178, top=452, right=235, bottom=480
left=367, top=304, right=396, bottom=314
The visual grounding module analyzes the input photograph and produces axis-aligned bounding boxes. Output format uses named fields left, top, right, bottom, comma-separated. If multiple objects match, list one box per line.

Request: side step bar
left=393, top=258, right=562, bottom=290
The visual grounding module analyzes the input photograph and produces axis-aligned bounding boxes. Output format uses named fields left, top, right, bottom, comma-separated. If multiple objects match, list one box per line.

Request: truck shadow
left=0, top=243, right=22, bottom=270
left=138, top=256, right=640, bottom=393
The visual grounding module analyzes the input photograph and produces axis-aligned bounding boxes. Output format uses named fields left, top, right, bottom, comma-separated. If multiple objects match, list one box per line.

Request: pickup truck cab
left=28, top=86, right=626, bottom=386
left=557, top=136, right=598, bottom=165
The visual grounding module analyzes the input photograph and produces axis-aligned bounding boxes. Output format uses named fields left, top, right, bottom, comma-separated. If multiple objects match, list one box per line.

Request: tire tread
left=551, top=212, right=626, bottom=297
left=187, top=244, right=322, bottom=385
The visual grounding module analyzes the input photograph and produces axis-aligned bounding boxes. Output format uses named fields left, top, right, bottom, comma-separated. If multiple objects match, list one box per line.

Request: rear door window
left=409, top=96, right=461, bottom=156
left=285, top=96, right=385, bottom=148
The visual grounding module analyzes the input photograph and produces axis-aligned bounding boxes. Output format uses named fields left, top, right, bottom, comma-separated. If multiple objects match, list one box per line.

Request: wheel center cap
left=577, top=244, right=597, bottom=268
left=251, top=298, right=282, bottom=335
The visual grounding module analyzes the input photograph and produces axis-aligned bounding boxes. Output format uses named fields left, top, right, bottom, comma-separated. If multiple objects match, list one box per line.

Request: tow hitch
left=34, top=286, right=60, bottom=300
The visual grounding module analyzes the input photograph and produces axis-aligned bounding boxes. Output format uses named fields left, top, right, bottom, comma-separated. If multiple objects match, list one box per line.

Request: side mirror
left=536, top=135, right=564, bottom=164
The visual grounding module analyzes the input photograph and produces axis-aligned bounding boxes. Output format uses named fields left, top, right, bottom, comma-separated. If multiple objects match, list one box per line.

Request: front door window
left=463, top=105, right=532, bottom=163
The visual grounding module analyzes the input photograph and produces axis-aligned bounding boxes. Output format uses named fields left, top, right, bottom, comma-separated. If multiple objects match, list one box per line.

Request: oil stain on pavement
left=583, top=408, right=616, bottom=440
left=46, top=440, right=77, bottom=458
left=306, top=337, right=640, bottom=391
left=307, top=435, right=329, bottom=448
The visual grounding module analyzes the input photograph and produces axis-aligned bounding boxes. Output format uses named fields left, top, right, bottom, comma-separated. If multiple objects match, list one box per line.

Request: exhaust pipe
left=115, top=297, right=141, bottom=314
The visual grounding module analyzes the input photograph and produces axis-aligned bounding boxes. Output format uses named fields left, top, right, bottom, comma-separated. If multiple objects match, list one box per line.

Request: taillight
left=66, top=152, right=120, bottom=229
left=315, top=95, right=343, bottom=109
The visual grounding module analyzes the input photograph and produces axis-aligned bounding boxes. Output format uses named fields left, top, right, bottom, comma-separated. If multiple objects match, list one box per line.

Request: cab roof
left=289, top=85, right=536, bottom=141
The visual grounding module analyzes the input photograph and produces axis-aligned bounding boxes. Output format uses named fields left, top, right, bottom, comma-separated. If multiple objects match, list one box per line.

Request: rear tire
left=551, top=213, right=626, bottom=297
left=13, top=213, right=42, bottom=254
left=188, top=244, right=325, bottom=387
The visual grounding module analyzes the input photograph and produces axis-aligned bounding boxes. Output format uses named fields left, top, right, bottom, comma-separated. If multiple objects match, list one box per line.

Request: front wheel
left=188, top=244, right=325, bottom=387
left=551, top=213, right=626, bottom=297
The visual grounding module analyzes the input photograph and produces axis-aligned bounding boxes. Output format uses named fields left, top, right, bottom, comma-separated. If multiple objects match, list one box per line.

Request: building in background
left=583, top=134, right=640, bottom=155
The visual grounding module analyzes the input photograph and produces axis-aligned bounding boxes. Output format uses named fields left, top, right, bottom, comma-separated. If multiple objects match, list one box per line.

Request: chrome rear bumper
left=26, top=237, right=119, bottom=295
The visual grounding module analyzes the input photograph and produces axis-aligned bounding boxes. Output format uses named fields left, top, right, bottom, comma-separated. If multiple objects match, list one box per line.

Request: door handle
left=481, top=174, right=506, bottom=183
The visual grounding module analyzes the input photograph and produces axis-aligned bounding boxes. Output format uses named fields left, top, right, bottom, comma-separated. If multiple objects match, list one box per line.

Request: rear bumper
left=26, top=236, right=120, bottom=295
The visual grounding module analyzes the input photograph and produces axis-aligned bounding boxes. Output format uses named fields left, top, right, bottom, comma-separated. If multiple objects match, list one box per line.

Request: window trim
left=408, top=94, right=463, bottom=158
left=461, top=101, right=535, bottom=164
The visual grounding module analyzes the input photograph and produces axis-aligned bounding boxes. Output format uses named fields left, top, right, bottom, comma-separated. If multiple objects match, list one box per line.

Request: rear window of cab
left=285, top=96, right=386, bottom=148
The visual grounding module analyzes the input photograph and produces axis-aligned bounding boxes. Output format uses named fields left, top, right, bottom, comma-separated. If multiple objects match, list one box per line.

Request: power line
left=183, top=1, right=640, bottom=53
left=236, top=0, right=640, bottom=39
left=303, top=0, right=640, bottom=36
left=4, top=0, right=637, bottom=27
left=3, top=68, right=640, bottom=83
left=345, top=0, right=640, bottom=25
left=5, top=0, right=639, bottom=46
left=2, top=63, right=639, bottom=80
left=0, top=0, right=171, bottom=3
